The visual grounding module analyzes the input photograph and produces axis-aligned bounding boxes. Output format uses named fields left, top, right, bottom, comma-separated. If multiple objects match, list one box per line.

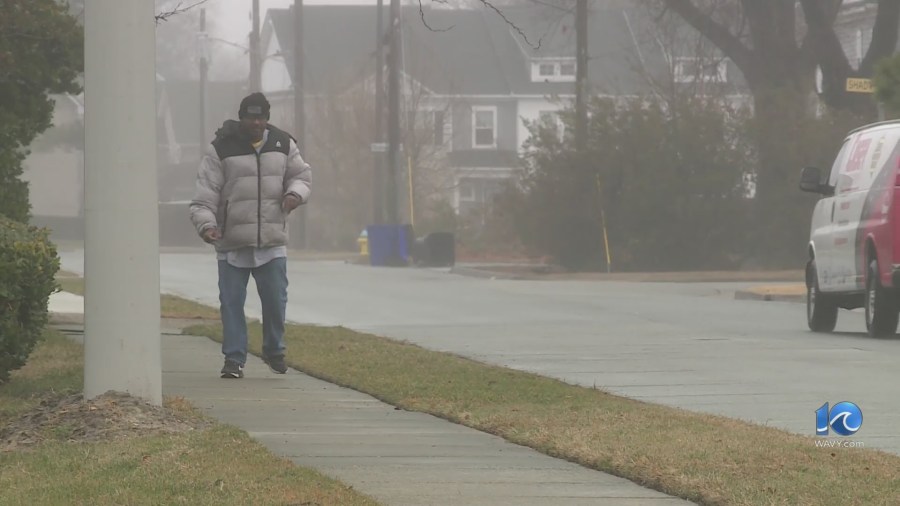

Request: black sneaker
left=220, top=360, right=244, bottom=378
left=263, top=355, right=287, bottom=374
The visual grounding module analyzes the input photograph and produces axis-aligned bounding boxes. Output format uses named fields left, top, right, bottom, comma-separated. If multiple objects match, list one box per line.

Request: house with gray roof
left=258, top=3, right=746, bottom=217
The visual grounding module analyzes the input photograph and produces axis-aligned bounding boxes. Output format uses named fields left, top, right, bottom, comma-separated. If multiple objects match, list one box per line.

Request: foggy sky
left=207, top=0, right=382, bottom=47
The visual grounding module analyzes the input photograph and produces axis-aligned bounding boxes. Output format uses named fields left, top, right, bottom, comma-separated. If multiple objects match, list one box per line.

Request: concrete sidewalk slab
left=162, top=334, right=692, bottom=505
left=48, top=295, right=692, bottom=505
left=48, top=291, right=84, bottom=314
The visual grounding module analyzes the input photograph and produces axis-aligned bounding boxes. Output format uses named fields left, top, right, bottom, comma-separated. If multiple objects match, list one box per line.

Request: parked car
left=800, top=120, right=900, bottom=337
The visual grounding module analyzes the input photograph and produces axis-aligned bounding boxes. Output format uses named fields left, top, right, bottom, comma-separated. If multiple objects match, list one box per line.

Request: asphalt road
left=59, top=248, right=900, bottom=456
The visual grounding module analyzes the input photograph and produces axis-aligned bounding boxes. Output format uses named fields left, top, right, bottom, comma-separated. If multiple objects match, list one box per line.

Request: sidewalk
left=47, top=292, right=692, bottom=506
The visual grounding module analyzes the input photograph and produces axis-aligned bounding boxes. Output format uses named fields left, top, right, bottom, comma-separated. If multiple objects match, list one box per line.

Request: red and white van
left=802, top=120, right=900, bottom=337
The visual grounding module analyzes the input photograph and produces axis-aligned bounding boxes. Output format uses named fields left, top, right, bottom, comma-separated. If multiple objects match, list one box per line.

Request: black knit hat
left=239, top=92, right=270, bottom=119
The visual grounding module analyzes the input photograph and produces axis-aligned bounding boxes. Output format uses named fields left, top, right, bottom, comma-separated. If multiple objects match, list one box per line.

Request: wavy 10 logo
left=816, top=401, right=863, bottom=436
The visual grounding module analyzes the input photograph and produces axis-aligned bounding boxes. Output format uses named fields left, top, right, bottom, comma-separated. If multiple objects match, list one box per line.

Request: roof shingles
left=266, top=4, right=666, bottom=97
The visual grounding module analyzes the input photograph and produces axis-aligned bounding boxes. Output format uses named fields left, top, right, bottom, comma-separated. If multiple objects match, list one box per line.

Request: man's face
left=240, top=115, right=267, bottom=142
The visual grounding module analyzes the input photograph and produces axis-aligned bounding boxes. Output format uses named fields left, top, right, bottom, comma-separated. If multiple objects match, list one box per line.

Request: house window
left=674, top=57, right=727, bottom=83
left=472, top=107, right=496, bottom=148
left=531, top=59, right=576, bottom=82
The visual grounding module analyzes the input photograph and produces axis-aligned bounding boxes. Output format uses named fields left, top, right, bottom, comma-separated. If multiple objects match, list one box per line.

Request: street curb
left=734, top=290, right=805, bottom=303
left=450, top=266, right=806, bottom=284
left=449, top=266, right=527, bottom=280
left=450, top=266, right=810, bottom=302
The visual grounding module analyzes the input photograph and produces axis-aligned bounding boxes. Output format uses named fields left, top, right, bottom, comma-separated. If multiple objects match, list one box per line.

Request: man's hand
left=282, top=193, right=302, bottom=213
left=202, top=227, right=221, bottom=243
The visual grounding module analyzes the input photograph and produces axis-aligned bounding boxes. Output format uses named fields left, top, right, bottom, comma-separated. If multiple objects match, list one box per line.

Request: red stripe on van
left=892, top=187, right=900, bottom=272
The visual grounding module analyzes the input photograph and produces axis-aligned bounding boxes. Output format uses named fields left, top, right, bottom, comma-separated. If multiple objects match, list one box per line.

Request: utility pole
left=386, top=0, right=401, bottom=225
left=199, top=9, right=209, bottom=152
left=574, top=0, right=608, bottom=271
left=250, top=0, right=262, bottom=91
left=373, top=0, right=385, bottom=225
left=575, top=0, right=588, bottom=154
left=83, top=0, right=162, bottom=405
left=293, top=0, right=307, bottom=248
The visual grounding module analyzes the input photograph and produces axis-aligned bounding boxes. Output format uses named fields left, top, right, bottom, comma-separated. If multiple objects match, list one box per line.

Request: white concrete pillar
left=83, top=0, right=162, bottom=405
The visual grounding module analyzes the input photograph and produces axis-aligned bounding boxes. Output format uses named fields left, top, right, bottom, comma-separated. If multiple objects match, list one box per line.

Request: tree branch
left=155, top=0, right=210, bottom=24
left=478, top=0, right=541, bottom=49
left=415, top=0, right=542, bottom=49
left=799, top=0, right=853, bottom=73
left=662, top=0, right=756, bottom=81
left=861, top=0, right=900, bottom=74
left=799, top=0, right=843, bottom=63
left=418, top=0, right=454, bottom=32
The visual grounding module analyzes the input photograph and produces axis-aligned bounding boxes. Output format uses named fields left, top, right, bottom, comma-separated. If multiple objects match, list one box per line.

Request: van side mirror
left=799, top=167, right=833, bottom=196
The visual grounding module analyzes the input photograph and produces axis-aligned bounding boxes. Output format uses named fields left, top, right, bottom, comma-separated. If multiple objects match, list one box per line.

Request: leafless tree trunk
left=660, top=0, right=899, bottom=116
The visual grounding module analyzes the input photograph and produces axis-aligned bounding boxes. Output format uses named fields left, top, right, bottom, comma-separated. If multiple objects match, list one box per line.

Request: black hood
left=214, top=120, right=243, bottom=142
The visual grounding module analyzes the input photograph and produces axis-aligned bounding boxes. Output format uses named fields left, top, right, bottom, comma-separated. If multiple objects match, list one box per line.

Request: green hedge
left=0, top=216, right=59, bottom=383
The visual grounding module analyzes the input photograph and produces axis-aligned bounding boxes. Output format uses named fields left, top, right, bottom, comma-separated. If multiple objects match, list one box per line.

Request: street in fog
left=60, top=248, right=900, bottom=456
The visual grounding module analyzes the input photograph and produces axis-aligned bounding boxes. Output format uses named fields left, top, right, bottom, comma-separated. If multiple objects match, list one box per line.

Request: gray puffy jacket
left=189, top=121, right=312, bottom=252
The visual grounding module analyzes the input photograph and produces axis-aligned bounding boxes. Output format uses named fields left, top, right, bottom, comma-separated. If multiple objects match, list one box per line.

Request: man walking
left=190, top=92, right=311, bottom=378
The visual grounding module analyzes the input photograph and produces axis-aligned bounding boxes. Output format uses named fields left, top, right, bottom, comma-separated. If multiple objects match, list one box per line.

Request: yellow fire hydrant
left=357, top=229, right=368, bottom=256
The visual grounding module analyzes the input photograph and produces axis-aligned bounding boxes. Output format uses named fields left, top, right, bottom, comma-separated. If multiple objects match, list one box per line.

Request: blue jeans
left=218, top=257, right=288, bottom=365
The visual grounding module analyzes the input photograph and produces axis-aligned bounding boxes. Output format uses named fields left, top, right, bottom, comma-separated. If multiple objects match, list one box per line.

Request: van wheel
left=807, top=260, right=837, bottom=332
left=865, top=259, right=899, bottom=337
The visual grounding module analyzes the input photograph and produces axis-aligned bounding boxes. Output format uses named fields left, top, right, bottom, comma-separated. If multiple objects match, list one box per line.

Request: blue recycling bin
left=366, top=224, right=413, bottom=266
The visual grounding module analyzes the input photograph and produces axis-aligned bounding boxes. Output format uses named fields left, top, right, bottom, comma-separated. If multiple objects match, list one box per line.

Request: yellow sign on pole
left=846, top=78, right=874, bottom=93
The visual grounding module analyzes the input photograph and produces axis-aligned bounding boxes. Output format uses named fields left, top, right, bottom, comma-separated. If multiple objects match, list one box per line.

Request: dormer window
left=531, top=58, right=576, bottom=82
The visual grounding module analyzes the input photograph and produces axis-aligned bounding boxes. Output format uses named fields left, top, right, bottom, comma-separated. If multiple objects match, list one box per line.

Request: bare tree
left=415, top=0, right=557, bottom=48
left=652, top=0, right=888, bottom=265
left=620, top=3, right=756, bottom=120
left=301, top=66, right=459, bottom=249
left=155, top=0, right=210, bottom=24
left=304, top=84, right=376, bottom=249
left=155, top=1, right=213, bottom=79
left=658, top=0, right=899, bottom=115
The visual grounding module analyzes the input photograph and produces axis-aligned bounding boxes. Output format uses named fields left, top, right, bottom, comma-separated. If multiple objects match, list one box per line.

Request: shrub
left=875, top=53, right=900, bottom=118
left=513, top=96, right=752, bottom=271
left=0, top=216, right=59, bottom=383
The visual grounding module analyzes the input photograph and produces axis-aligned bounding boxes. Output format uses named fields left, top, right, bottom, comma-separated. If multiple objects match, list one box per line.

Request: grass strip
left=188, top=321, right=900, bottom=506
left=56, top=273, right=219, bottom=320
left=0, top=329, right=378, bottom=506
left=57, top=275, right=900, bottom=504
